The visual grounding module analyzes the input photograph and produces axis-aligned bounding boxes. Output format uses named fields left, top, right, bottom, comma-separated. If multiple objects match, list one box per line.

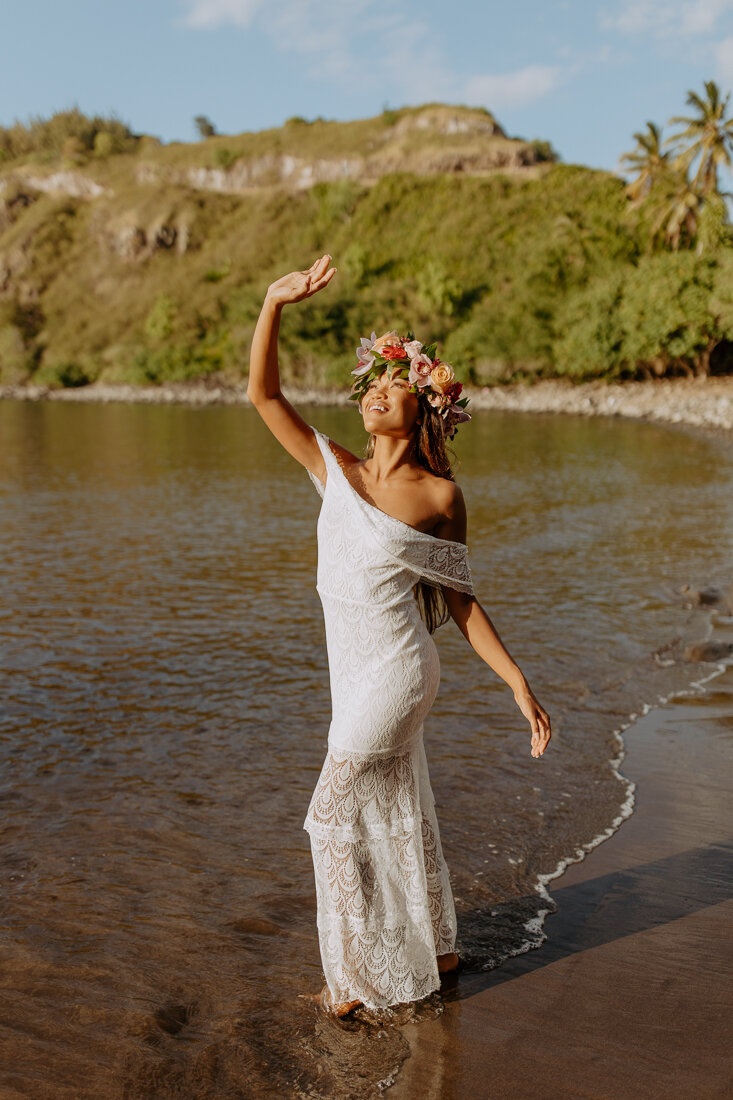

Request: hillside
left=0, top=103, right=731, bottom=390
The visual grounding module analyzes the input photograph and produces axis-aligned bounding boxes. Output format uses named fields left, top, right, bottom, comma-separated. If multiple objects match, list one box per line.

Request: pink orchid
left=407, top=353, right=433, bottom=388
left=352, top=331, right=378, bottom=376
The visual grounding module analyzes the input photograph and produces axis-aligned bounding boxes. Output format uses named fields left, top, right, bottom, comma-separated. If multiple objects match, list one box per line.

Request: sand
left=389, top=616, right=733, bottom=1100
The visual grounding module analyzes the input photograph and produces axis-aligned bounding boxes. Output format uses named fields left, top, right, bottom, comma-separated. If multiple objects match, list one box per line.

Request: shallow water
left=1, top=400, right=732, bottom=1098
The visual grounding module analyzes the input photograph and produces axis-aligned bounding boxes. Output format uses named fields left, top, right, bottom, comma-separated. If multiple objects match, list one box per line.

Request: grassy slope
left=0, top=104, right=730, bottom=389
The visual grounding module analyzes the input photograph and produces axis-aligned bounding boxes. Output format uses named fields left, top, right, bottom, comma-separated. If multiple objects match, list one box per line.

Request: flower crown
left=349, top=330, right=471, bottom=440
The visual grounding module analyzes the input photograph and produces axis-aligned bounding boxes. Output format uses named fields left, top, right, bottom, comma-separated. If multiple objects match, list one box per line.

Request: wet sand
left=391, top=620, right=733, bottom=1100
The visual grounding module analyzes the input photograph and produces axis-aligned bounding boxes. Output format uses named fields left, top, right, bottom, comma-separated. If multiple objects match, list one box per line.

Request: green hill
left=0, top=103, right=731, bottom=390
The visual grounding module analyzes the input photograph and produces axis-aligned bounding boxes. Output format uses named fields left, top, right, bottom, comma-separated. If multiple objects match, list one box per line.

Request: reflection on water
left=1, top=400, right=732, bottom=1097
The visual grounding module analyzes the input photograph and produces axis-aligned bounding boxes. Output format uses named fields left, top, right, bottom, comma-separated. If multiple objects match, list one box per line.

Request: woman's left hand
left=513, top=682, right=552, bottom=757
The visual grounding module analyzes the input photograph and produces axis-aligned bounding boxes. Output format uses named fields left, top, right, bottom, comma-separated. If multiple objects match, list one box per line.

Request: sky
left=2, top=0, right=733, bottom=178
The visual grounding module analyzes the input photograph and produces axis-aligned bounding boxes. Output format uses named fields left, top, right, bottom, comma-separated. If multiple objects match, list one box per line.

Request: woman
left=247, top=254, right=551, bottom=1017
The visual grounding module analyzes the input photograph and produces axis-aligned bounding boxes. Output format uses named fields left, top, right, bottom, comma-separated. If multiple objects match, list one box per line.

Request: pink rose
left=403, top=339, right=423, bottom=359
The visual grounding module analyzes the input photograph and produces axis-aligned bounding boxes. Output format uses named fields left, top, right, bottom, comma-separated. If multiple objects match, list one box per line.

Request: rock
left=109, top=223, right=147, bottom=261
left=683, top=641, right=733, bottom=662
left=153, top=224, right=177, bottom=249
left=14, top=171, right=104, bottom=199
left=678, top=584, right=727, bottom=608
left=105, top=219, right=181, bottom=261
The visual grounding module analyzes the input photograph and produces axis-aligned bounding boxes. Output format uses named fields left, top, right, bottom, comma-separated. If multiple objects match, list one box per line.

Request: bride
left=247, top=253, right=552, bottom=1016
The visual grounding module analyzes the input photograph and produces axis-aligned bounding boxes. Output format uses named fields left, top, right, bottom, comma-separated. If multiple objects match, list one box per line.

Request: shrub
left=34, top=361, right=93, bottom=388
left=0, top=106, right=138, bottom=163
left=144, top=295, right=177, bottom=342
left=0, top=324, right=34, bottom=383
left=552, top=275, right=626, bottom=379
left=416, top=259, right=463, bottom=317
left=194, top=115, right=217, bottom=139
left=618, top=254, right=718, bottom=376
left=213, top=147, right=240, bottom=170
left=93, top=131, right=115, bottom=158
left=203, top=262, right=231, bottom=283
left=530, top=139, right=560, bottom=163
left=61, top=135, right=87, bottom=164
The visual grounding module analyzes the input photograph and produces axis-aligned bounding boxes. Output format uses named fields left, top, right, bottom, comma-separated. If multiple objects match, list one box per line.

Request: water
left=1, top=400, right=732, bottom=1098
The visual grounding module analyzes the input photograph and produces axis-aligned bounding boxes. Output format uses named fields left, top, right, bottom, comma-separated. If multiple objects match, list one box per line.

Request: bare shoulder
left=430, top=475, right=467, bottom=543
left=426, top=471, right=465, bottom=513
left=327, top=437, right=361, bottom=467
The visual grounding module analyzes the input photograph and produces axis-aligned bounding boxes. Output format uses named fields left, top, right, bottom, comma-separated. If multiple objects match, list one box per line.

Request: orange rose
left=429, top=362, right=456, bottom=393
left=373, top=330, right=402, bottom=351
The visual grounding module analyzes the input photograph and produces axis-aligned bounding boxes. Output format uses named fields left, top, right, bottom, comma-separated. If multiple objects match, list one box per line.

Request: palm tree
left=620, top=121, right=671, bottom=204
left=648, top=173, right=701, bottom=250
left=621, top=122, right=699, bottom=249
left=665, top=80, right=733, bottom=197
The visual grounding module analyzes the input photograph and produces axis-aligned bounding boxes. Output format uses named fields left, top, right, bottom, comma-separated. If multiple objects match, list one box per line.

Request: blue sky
left=2, top=0, right=733, bottom=177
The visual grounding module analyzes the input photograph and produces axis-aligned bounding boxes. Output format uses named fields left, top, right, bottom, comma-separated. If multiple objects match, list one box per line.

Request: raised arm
left=435, top=485, right=552, bottom=758
left=247, top=253, right=337, bottom=482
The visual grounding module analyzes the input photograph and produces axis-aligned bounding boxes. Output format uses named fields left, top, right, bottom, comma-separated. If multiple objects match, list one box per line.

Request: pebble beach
left=2, top=374, right=733, bottom=438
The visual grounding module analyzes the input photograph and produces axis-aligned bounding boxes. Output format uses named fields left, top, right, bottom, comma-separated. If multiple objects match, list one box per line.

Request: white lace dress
left=303, top=425, right=475, bottom=1010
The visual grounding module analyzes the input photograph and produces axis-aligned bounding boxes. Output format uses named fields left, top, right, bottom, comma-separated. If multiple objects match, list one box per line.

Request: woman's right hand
left=266, top=253, right=337, bottom=307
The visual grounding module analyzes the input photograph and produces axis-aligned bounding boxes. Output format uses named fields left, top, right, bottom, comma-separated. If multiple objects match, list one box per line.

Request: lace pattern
left=307, top=427, right=475, bottom=597
left=305, top=746, right=456, bottom=1009
left=303, top=425, right=464, bottom=1009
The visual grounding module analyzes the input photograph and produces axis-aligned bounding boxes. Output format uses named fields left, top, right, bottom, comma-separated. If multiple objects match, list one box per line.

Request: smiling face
left=359, top=366, right=421, bottom=437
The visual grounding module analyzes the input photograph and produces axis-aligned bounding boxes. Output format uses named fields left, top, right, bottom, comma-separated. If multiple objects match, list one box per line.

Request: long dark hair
left=364, top=402, right=457, bottom=634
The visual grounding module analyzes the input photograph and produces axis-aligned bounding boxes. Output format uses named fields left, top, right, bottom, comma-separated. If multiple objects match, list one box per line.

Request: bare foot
left=437, top=951, right=459, bottom=974
left=297, top=984, right=362, bottom=1016
left=320, top=985, right=362, bottom=1016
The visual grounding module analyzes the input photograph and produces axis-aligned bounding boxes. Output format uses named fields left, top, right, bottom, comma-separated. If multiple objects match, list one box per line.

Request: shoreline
left=3, top=374, right=732, bottom=1096
left=450, top=582, right=732, bottom=1016
left=2, top=374, right=733, bottom=438
left=391, top=612, right=733, bottom=1099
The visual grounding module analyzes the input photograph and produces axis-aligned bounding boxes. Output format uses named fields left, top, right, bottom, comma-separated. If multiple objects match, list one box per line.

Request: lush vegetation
left=0, top=92, right=732, bottom=390
left=0, top=106, right=143, bottom=164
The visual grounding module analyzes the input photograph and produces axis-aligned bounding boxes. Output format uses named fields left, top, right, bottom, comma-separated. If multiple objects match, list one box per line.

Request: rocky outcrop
left=131, top=106, right=539, bottom=196
left=102, top=214, right=188, bottom=261
left=7, top=171, right=105, bottom=199
left=137, top=154, right=366, bottom=193
left=135, top=140, right=543, bottom=196
left=392, top=106, right=505, bottom=138
left=0, top=107, right=541, bottom=205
